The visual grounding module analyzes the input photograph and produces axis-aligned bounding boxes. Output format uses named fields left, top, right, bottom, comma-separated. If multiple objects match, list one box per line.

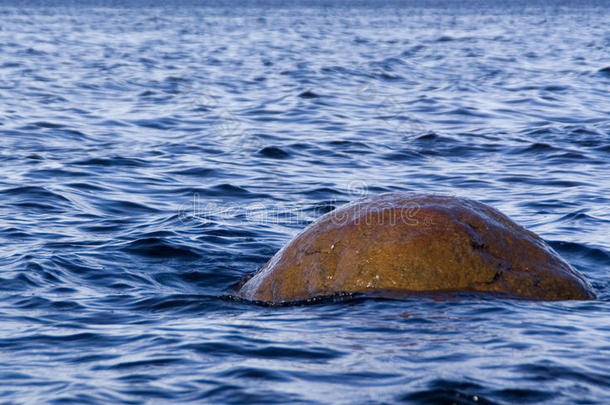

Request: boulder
left=237, top=193, right=595, bottom=302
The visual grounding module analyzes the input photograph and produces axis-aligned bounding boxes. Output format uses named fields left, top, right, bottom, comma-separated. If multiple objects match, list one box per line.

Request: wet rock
left=237, top=193, right=595, bottom=302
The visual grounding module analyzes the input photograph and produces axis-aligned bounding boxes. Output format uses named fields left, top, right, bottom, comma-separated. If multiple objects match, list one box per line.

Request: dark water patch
left=49, top=287, right=78, bottom=294
left=95, top=357, right=186, bottom=371
left=200, top=183, right=266, bottom=198
left=184, top=342, right=344, bottom=361
left=30, top=121, right=65, bottom=129
left=511, top=142, right=559, bottom=154
left=548, top=151, right=588, bottom=162
left=72, top=156, right=147, bottom=167
left=294, top=369, right=401, bottom=385
left=131, top=117, right=179, bottom=130
left=177, top=270, right=239, bottom=288
left=256, top=146, right=291, bottom=159
left=0, top=273, right=40, bottom=291
left=87, top=198, right=160, bottom=217
left=48, top=254, right=102, bottom=276
left=413, top=132, right=455, bottom=143
left=96, top=119, right=131, bottom=127
left=122, top=237, right=201, bottom=259
left=435, top=35, right=456, bottom=42
left=65, top=182, right=107, bottom=191
left=594, top=144, right=610, bottom=154
left=549, top=241, right=610, bottom=266
left=498, top=176, right=588, bottom=188
left=196, top=385, right=300, bottom=404
left=302, top=200, right=338, bottom=216
left=127, top=294, right=232, bottom=314
left=200, top=228, right=259, bottom=238
left=0, top=185, right=71, bottom=203
left=28, top=168, right=91, bottom=180
left=557, top=209, right=608, bottom=224
left=447, top=107, right=492, bottom=117
left=372, top=71, right=403, bottom=81
left=0, top=332, right=123, bottom=350
left=517, top=361, right=610, bottom=387
left=598, top=66, right=610, bottom=76
left=492, top=388, right=556, bottom=402
left=402, top=382, right=556, bottom=404
left=0, top=227, right=33, bottom=239
left=401, top=44, right=426, bottom=56
left=298, top=90, right=319, bottom=99
left=13, top=200, right=67, bottom=213
left=326, top=139, right=371, bottom=149
left=66, top=353, right=122, bottom=364
left=77, top=220, right=126, bottom=233
left=399, top=379, right=491, bottom=404
left=541, top=84, right=570, bottom=92
left=169, top=167, right=218, bottom=177
left=115, top=373, right=161, bottom=383
left=381, top=150, right=425, bottom=161
left=302, top=186, right=343, bottom=198
left=216, top=367, right=291, bottom=382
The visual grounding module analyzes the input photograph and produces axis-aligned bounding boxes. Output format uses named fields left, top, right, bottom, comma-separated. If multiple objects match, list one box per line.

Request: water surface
left=1, top=1, right=609, bottom=403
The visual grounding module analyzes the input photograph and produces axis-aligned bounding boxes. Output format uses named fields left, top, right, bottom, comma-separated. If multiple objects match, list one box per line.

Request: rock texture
left=237, top=193, right=595, bottom=302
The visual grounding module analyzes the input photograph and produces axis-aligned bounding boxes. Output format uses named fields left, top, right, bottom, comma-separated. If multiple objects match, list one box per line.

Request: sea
left=0, top=0, right=609, bottom=403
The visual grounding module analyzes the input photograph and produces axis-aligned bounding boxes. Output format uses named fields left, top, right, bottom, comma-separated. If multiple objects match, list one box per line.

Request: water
left=1, top=0, right=609, bottom=403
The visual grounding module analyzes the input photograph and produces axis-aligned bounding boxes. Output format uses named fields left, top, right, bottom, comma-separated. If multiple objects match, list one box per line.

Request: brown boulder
left=237, top=193, right=595, bottom=302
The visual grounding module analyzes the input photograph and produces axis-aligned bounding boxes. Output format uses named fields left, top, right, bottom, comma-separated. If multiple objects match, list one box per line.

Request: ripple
left=169, top=167, right=219, bottom=177
left=256, top=146, right=291, bottom=159
left=598, top=66, right=610, bottom=76
left=549, top=241, right=610, bottom=266
left=216, top=367, right=291, bottom=382
left=72, top=157, right=148, bottom=167
left=0, top=185, right=71, bottom=202
left=517, top=361, right=610, bottom=387
left=184, top=342, right=344, bottom=361
left=399, top=380, right=488, bottom=404
left=122, top=237, right=201, bottom=259
left=95, top=357, right=186, bottom=371
left=0, top=3, right=609, bottom=405
left=297, top=90, right=319, bottom=99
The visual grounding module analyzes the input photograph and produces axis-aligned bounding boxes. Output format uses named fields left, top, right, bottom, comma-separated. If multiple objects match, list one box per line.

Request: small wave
left=72, top=156, right=147, bottom=167
left=598, top=66, right=610, bottom=76
left=131, top=117, right=179, bottom=130
left=183, top=341, right=344, bottom=361
left=95, top=199, right=160, bottom=215
left=29, top=121, right=65, bottom=129
left=399, top=379, right=488, bottom=404
left=298, top=90, right=319, bottom=99
left=517, top=361, right=610, bottom=387
left=512, top=142, right=559, bottom=153
left=401, top=44, right=426, bottom=57
left=122, top=237, right=201, bottom=259
left=203, top=183, right=259, bottom=197
left=169, top=167, right=218, bottom=177
left=216, top=367, right=291, bottom=382
left=0, top=185, right=69, bottom=200
left=257, top=146, right=291, bottom=159
left=549, top=241, right=610, bottom=266
left=94, top=357, right=185, bottom=371
left=129, top=294, right=225, bottom=313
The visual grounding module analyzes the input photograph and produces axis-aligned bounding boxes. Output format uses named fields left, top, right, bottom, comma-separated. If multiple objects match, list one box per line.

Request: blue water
left=1, top=0, right=610, bottom=403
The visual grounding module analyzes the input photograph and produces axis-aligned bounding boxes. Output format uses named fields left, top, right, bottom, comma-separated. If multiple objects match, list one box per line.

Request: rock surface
left=237, top=193, right=595, bottom=302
